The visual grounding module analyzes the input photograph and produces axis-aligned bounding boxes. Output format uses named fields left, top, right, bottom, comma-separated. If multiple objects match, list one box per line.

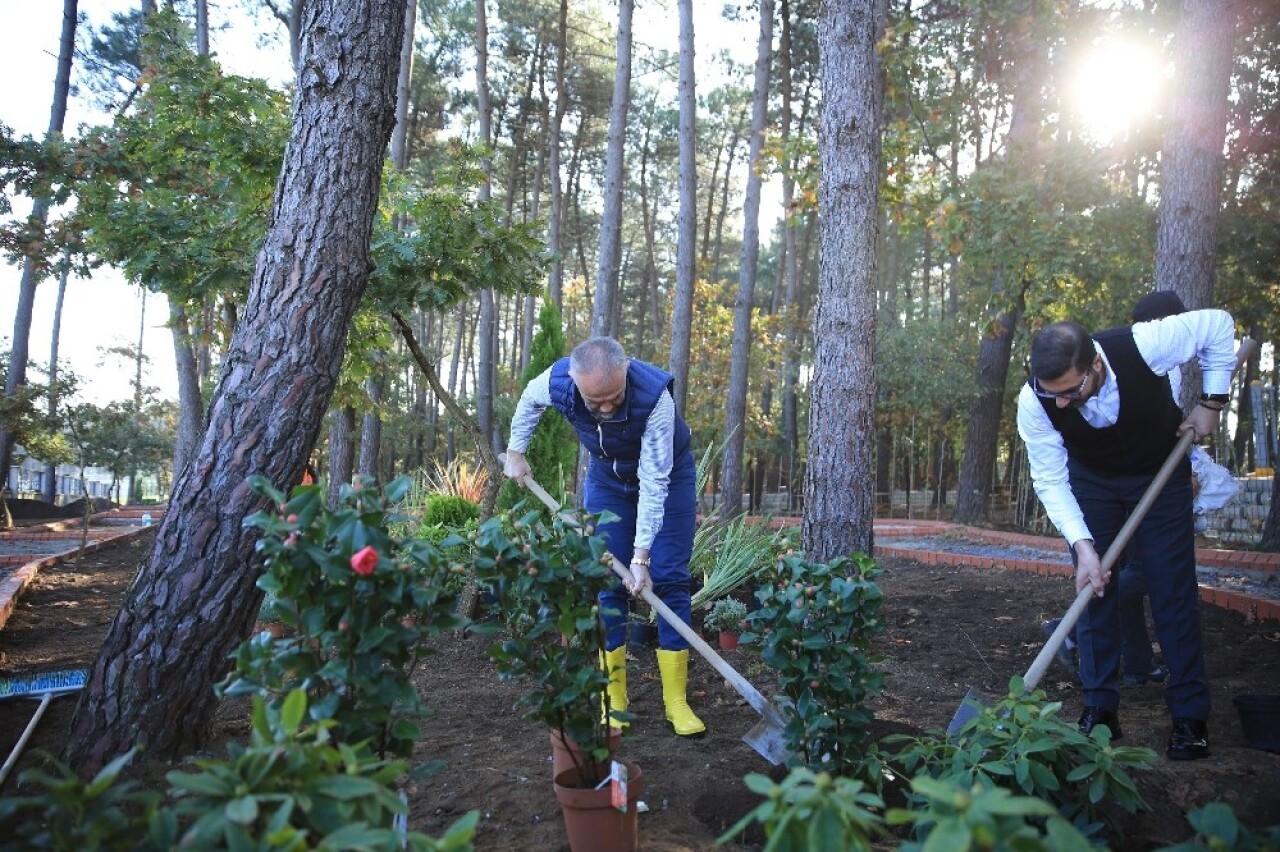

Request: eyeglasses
left=1029, top=366, right=1095, bottom=401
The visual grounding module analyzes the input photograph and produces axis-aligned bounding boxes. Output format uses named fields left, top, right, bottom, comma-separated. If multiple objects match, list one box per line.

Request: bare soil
left=2, top=529, right=1279, bottom=850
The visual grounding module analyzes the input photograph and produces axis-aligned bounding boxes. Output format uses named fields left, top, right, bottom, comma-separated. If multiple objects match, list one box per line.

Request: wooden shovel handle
left=502, top=457, right=786, bottom=725
left=1024, top=336, right=1256, bottom=692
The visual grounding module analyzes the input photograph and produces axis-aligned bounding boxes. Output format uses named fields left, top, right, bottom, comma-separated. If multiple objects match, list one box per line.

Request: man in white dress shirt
left=1017, top=308, right=1236, bottom=760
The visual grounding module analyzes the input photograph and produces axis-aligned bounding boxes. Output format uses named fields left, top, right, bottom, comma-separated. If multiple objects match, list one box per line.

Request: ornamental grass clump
left=223, top=475, right=465, bottom=760
left=741, top=551, right=885, bottom=778
left=468, top=506, right=621, bottom=785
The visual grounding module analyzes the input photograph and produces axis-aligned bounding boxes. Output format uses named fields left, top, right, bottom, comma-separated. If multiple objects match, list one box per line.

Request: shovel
left=948, top=337, right=1256, bottom=737
left=502, top=457, right=790, bottom=765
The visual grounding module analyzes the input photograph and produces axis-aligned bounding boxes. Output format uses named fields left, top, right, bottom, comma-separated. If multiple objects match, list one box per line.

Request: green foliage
left=690, top=513, right=783, bottom=610
left=225, top=476, right=466, bottom=759
left=498, top=298, right=576, bottom=511
left=167, top=691, right=478, bottom=851
left=704, top=597, right=748, bottom=634
left=0, top=355, right=77, bottom=468
left=470, top=508, right=620, bottom=783
left=420, top=493, right=481, bottom=530
left=70, top=10, right=288, bottom=305
left=0, top=749, right=161, bottom=851
left=886, top=680, right=1157, bottom=835
left=716, top=768, right=886, bottom=851
left=1160, top=801, right=1280, bottom=852
left=741, top=552, right=886, bottom=777
left=886, top=775, right=1093, bottom=852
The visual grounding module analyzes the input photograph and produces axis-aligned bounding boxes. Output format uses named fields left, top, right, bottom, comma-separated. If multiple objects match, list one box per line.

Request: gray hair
left=569, top=336, right=628, bottom=377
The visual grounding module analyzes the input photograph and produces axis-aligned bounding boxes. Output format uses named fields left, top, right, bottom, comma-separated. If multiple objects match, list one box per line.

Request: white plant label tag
left=609, top=759, right=628, bottom=813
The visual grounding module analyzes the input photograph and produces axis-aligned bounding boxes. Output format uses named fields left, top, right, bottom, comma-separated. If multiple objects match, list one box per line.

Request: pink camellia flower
left=350, top=546, right=378, bottom=576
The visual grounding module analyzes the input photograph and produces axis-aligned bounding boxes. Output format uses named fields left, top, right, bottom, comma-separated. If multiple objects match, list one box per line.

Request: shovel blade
left=947, top=686, right=991, bottom=739
left=743, top=714, right=789, bottom=766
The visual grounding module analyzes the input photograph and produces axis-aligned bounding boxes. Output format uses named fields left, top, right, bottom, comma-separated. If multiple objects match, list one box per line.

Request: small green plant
left=1159, top=802, right=1280, bottom=851
left=167, top=690, right=479, bottom=850
left=741, top=551, right=886, bottom=777
left=886, top=679, right=1157, bottom=835
left=704, top=597, right=748, bottom=634
left=420, top=493, right=481, bottom=530
left=224, top=475, right=465, bottom=759
left=469, top=507, right=621, bottom=784
left=0, top=749, right=161, bottom=850
left=886, top=775, right=1093, bottom=851
left=716, top=767, right=886, bottom=850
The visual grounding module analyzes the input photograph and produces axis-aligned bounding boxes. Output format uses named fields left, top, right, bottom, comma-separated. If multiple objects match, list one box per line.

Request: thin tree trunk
left=667, top=0, right=697, bottom=411
left=42, top=255, right=72, bottom=505
left=169, top=301, right=204, bottom=480
left=66, top=0, right=408, bottom=775
left=0, top=0, right=78, bottom=493
left=719, top=0, right=773, bottom=518
left=546, top=0, right=570, bottom=310
left=328, top=405, right=356, bottom=508
left=591, top=0, right=634, bottom=338
left=475, top=0, right=497, bottom=450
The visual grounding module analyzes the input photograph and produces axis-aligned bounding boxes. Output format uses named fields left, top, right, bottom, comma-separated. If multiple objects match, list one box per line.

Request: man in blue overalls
left=504, top=336, right=705, bottom=736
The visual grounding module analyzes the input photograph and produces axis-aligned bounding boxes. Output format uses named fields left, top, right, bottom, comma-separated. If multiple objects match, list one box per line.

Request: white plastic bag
left=1190, top=445, right=1239, bottom=514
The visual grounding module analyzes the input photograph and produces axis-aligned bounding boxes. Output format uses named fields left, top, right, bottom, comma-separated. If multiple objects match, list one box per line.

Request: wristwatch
left=1200, top=393, right=1229, bottom=404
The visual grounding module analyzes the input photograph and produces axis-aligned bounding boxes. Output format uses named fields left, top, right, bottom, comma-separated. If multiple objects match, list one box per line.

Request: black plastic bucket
left=1232, top=694, right=1280, bottom=753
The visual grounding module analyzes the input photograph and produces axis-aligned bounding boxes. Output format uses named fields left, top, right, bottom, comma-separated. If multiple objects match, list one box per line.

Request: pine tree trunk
left=169, top=301, right=204, bottom=480
left=667, top=0, right=697, bottom=412
left=591, top=0, right=634, bottom=338
left=328, top=405, right=357, bottom=508
left=65, top=0, right=407, bottom=775
left=720, top=0, right=773, bottom=518
left=802, top=0, right=883, bottom=561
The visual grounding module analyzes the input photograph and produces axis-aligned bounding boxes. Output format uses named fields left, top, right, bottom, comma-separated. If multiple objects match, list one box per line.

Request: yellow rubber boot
left=601, top=646, right=629, bottom=729
left=656, top=649, right=706, bottom=736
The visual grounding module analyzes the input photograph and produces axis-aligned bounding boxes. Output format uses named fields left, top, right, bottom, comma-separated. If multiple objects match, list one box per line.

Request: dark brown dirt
left=2, top=529, right=1279, bottom=850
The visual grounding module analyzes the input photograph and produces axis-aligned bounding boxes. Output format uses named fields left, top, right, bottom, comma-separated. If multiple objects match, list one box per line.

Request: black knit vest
left=1038, top=327, right=1182, bottom=476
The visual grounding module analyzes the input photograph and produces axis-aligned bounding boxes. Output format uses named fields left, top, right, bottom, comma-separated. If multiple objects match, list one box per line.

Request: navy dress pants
left=1068, top=457, right=1210, bottom=720
left=585, top=452, right=696, bottom=652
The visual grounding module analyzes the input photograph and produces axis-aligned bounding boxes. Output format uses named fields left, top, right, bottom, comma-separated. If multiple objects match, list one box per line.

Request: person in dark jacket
left=503, top=336, right=705, bottom=736
left=1017, top=309, right=1235, bottom=760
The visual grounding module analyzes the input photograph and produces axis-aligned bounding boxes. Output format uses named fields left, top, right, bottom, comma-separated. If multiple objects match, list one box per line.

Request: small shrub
left=420, top=493, right=480, bottom=530
left=741, top=551, right=885, bottom=777
left=885, top=679, right=1157, bottom=835
left=1159, top=802, right=1280, bottom=851
left=717, top=767, right=885, bottom=850
left=225, top=475, right=465, bottom=759
left=0, top=749, right=161, bottom=850
left=469, top=507, right=621, bottom=783
left=704, top=597, right=748, bottom=634
left=886, top=775, right=1093, bottom=851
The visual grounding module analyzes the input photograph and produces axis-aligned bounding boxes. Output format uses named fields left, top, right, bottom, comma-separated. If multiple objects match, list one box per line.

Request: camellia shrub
left=468, top=507, right=621, bottom=784
left=223, top=475, right=465, bottom=760
left=718, top=768, right=886, bottom=851
left=741, top=551, right=885, bottom=777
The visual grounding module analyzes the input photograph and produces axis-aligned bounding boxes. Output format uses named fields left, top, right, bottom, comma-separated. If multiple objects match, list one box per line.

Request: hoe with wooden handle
left=500, top=455, right=790, bottom=765
left=947, top=337, right=1257, bottom=737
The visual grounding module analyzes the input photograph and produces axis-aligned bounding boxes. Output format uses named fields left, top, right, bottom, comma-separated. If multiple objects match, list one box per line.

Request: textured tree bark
left=802, top=0, right=884, bottom=562
left=719, top=0, right=773, bottom=519
left=65, top=0, right=407, bottom=775
left=327, top=405, right=356, bottom=509
left=1154, top=0, right=1239, bottom=309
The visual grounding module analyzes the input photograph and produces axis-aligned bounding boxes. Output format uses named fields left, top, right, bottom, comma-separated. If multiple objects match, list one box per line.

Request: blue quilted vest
left=548, top=357, right=692, bottom=484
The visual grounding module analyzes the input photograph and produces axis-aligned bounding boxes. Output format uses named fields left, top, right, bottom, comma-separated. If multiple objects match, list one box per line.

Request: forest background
left=2, top=0, right=1278, bottom=549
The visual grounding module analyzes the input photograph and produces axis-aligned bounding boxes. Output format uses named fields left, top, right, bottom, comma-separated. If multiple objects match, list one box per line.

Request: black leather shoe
left=1122, top=665, right=1168, bottom=687
left=1167, top=718, right=1210, bottom=761
left=1078, top=706, right=1122, bottom=740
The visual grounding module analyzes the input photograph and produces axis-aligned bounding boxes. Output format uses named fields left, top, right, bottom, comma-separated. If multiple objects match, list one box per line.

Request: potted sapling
left=705, top=598, right=749, bottom=650
left=470, top=506, right=643, bottom=852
